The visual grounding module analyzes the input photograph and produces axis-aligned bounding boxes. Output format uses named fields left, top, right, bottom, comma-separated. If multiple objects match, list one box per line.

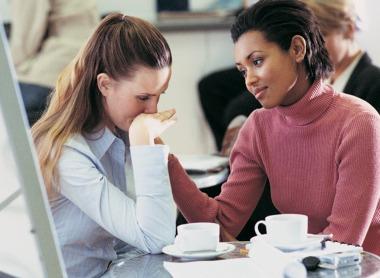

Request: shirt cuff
left=130, top=145, right=171, bottom=196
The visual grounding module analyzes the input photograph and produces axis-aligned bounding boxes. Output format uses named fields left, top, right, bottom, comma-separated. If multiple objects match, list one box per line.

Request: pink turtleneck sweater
left=169, top=80, right=380, bottom=255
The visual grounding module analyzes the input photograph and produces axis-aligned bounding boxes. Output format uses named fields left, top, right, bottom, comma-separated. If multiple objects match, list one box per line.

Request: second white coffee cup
left=254, top=214, right=308, bottom=245
left=175, top=222, right=220, bottom=252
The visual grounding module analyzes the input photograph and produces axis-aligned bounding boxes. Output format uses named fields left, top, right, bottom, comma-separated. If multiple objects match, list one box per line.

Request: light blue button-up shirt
left=49, top=128, right=176, bottom=278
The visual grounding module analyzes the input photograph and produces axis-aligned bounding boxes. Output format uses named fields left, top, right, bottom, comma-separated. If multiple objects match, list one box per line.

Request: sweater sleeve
left=169, top=117, right=267, bottom=237
left=323, top=113, right=380, bottom=245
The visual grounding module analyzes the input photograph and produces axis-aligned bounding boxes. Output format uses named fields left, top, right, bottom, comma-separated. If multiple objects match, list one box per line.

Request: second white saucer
left=250, top=235, right=322, bottom=252
left=162, top=242, right=235, bottom=260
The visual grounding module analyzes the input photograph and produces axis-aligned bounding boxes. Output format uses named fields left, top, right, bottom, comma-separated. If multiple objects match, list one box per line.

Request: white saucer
left=162, top=242, right=235, bottom=260
left=250, top=235, right=322, bottom=252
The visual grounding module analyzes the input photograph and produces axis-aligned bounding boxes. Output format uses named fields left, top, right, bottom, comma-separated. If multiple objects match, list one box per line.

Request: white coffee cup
left=254, top=214, right=308, bottom=245
left=175, top=222, right=220, bottom=252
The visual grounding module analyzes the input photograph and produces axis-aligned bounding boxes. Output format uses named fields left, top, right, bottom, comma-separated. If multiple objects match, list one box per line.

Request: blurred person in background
left=10, top=0, right=99, bottom=125
left=301, top=0, right=380, bottom=111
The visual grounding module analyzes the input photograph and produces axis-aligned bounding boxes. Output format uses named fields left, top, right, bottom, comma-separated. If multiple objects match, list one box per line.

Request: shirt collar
left=275, top=79, right=335, bottom=126
left=65, top=126, right=130, bottom=160
left=84, top=127, right=118, bottom=160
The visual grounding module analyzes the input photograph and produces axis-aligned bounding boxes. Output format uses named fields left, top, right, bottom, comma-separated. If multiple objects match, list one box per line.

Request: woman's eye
left=253, top=58, right=263, bottom=66
left=138, top=95, right=150, bottom=101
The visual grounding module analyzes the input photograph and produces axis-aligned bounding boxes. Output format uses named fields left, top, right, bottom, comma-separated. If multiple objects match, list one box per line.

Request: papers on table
left=176, top=154, right=229, bottom=174
left=189, top=168, right=229, bottom=189
left=176, top=154, right=230, bottom=189
left=164, top=258, right=267, bottom=278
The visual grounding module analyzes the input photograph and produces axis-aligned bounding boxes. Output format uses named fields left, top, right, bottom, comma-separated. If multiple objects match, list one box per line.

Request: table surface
left=103, top=242, right=380, bottom=278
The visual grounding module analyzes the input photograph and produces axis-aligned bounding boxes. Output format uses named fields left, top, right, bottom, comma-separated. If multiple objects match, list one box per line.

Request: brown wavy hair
left=31, top=13, right=172, bottom=194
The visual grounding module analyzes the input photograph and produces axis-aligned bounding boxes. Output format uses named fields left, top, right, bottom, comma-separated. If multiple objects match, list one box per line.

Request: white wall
left=159, top=30, right=235, bottom=154
left=96, top=0, right=157, bottom=22
left=0, top=0, right=10, bottom=21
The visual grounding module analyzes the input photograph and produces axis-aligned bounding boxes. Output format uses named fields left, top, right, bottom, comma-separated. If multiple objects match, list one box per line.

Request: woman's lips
left=254, top=87, right=267, bottom=99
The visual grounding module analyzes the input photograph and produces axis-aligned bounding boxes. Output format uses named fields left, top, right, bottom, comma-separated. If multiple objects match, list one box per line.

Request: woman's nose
left=245, top=70, right=258, bottom=89
left=144, top=103, right=157, bottom=114
left=245, top=70, right=259, bottom=92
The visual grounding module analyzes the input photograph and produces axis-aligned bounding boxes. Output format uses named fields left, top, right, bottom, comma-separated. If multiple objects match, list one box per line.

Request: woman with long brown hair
left=32, top=13, right=176, bottom=277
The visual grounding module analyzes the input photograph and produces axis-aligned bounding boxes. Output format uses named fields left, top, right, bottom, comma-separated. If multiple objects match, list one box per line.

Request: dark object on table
left=302, top=256, right=321, bottom=271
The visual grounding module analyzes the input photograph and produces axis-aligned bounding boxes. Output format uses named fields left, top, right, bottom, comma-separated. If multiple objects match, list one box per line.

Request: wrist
left=129, top=128, right=153, bottom=146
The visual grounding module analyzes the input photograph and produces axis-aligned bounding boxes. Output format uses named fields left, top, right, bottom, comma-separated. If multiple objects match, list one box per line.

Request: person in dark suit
left=199, top=0, right=380, bottom=151
left=198, top=67, right=260, bottom=150
left=343, top=53, right=380, bottom=111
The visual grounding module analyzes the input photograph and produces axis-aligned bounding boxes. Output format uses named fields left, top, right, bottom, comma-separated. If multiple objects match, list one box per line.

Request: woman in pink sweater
left=168, top=0, right=380, bottom=255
